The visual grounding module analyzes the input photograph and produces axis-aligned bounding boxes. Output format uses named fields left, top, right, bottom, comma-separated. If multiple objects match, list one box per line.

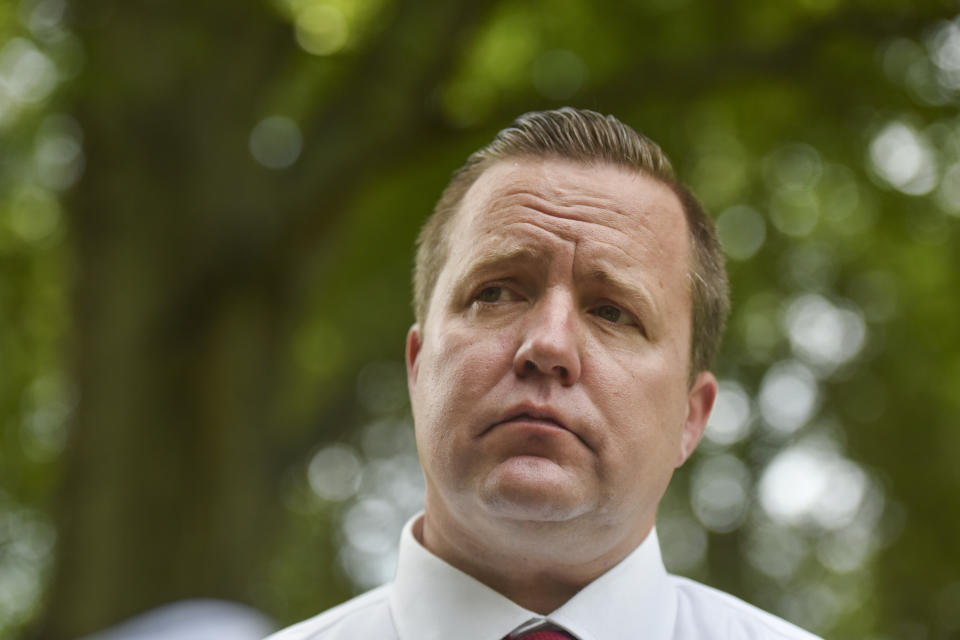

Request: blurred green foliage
left=2, top=0, right=960, bottom=638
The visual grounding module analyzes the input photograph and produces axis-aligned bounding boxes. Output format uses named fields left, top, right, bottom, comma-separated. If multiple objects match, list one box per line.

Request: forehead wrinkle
left=473, top=201, right=644, bottom=254
left=480, top=183, right=682, bottom=265
left=487, top=187, right=637, bottom=228
left=472, top=184, right=688, bottom=269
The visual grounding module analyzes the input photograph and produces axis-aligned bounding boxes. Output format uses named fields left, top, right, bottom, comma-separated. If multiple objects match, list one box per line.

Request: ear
left=405, top=324, right=423, bottom=391
left=676, top=370, right=718, bottom=467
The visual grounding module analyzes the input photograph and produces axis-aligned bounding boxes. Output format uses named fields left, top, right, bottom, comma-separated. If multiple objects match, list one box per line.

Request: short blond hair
left=413, top=108, right=729, bottom=377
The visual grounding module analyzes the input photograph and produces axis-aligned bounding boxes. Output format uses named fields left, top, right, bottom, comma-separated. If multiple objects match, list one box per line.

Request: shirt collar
left=389, top=513, right=677, bottom=640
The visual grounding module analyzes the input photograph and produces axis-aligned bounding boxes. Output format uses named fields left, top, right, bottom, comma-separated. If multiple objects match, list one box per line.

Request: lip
left=490, top=403, right=570, bottom=433
left=482, top=402, right=594, bottom=452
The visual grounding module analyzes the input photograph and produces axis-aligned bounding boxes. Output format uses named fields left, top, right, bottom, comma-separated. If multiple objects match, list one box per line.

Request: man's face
left=407, top=158, right=716, bottom=549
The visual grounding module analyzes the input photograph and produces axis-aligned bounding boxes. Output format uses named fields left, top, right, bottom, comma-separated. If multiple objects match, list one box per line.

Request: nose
left=513, top=289, right=582, bottom=385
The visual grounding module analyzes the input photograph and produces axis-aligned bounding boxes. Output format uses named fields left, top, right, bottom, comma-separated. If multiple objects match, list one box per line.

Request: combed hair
left=413, top=107, right=729, bottom=379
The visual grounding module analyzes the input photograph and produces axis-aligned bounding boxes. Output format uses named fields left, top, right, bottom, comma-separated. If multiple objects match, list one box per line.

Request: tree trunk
left=33, top=2, right=299, bottom=635
left=31, top=0, right=495, bottom=635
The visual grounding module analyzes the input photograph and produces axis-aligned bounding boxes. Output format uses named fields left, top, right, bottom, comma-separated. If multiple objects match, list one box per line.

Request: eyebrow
left=467, top=244, right=544, bottom=276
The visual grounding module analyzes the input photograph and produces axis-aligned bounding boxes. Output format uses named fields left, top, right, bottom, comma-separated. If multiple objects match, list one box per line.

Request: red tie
left=510, top=630, right=576, bottom=640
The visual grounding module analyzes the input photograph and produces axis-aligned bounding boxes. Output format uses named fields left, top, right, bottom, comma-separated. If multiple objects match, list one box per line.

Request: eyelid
left=472, top=282, right=523, bottom=303
left=595, top=303, right=632, bottom=322
left=590, top=301, right=646, bottom=335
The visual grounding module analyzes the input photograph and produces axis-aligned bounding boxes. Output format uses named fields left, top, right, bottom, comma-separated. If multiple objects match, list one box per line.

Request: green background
left=1, top=0, right=959, bottom=638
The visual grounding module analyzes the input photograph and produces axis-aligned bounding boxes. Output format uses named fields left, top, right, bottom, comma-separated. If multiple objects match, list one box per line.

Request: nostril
left=556, top=366, right=568, bottom=378
left=524, top=360, right=537, bottom=371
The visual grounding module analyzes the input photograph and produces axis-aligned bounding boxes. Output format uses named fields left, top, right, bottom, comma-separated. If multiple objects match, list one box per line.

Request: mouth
left=490, top=405, right=570, bottom=433
left=481, top=403, right=594, bottom=452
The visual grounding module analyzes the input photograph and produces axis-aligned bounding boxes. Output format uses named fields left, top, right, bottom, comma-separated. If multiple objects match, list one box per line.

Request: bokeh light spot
left=21, top=0, right=67, bottom=39
left=758, top=439, right=868, bottom=529
left=869, top=121, right=938, bottom=195
left=690, top=454, right=751, bottom=533
left=0, top=38, right=59, bottom=105
left=816, top=528, right=873, bottom=573
left=0, top=505, right=54, bottom=629
left=21, top=375, right=70, bottom=463
left=343, top=498, right=397, bottom=555
left=340, top=498, right=401, bottom=588
left=746, top=523, right=807, bottom=581
left=716, top=205, right=766, bottom=260
left=704, top=380, right=752, bottom=446
left=249, top=116, right=302, bottom=169
left=769, top=190, right=819, bottom=237
left=307, top=443, right=363, bottom=501
left=759, top=448, right=825, bottom=523
left=295, top=5, right=349, bottom=56
left=33, top=114, right=84, bottom=190
left=784, top=294, right=866, bottom=373
left=929, top=19, right=960, bottom=91
left=758, top=360, right=818, bottom=434
left=764, top=143, right=823, bottom=192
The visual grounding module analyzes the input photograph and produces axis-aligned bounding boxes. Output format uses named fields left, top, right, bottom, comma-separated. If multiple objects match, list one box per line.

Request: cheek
left=599, top=378, right=686, bottom=505
left=434, top=324, right=517, bottom=387
left=595, top=352, right=690, bottom=455
left=415, top=326, right=517, bottom=438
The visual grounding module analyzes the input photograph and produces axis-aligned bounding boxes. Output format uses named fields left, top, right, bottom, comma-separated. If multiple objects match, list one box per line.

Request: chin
left=478, top=457, right=592, bottom=523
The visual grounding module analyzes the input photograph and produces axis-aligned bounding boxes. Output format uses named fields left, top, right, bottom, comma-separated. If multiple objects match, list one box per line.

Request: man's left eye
left=477, top=286, right=505, bottom=302
left=591, top=304, right=631, bottom=325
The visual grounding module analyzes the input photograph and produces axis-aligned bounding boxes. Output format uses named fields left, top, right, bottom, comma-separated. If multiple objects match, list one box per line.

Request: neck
left=417, top=500, right=654, bottom=614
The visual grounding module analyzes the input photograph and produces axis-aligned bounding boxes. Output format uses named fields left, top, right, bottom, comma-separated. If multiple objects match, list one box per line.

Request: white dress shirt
left=266, top=515, right=822, bottom=640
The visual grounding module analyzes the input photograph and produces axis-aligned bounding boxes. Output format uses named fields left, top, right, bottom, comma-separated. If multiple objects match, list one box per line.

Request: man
left=269, top=108, right=822, bottom=639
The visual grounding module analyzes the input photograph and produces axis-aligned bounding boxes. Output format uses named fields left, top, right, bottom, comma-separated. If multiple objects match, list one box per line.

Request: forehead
left=448, top=157, right=690, bottom=270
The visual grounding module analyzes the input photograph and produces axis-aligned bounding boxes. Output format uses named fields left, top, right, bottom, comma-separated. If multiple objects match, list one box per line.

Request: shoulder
left=669, top=575, right=823, bottom=640
left=263, top=585, right=395, bottom=640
